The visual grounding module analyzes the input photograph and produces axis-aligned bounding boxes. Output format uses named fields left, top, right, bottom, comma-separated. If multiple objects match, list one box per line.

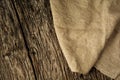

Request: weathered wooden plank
left=11, top=0, right=113, bottom=80
left=0, top=0, right=35, bottom=80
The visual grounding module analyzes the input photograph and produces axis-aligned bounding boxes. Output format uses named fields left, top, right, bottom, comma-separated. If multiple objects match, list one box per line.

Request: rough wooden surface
left=0, top=0, right=113, bottom=80
left=0, top=0, right=35, bottom=80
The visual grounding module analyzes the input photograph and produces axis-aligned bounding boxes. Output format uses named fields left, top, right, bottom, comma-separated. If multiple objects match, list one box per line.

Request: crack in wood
left=10, top=0, right=37, bottom=80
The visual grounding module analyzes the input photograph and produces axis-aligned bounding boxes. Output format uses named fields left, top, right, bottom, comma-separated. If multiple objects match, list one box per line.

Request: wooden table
left=0, top=0, right=113, bottom=80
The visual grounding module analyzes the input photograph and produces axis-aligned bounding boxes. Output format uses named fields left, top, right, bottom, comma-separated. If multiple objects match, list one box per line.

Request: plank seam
left=10, top=0, right=37, bottom=80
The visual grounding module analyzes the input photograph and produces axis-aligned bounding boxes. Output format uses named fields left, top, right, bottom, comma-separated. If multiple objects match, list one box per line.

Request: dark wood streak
left=0, top=0, right=35, bottom=80
left=0, top=0, right=113, bottom=80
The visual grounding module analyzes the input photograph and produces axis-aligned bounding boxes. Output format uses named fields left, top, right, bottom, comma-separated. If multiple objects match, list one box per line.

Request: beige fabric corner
left=95, top=0, right=120, bottom=79
left=50, top=0, right=120, bottom=79
left=95, top=23, right=120, bottom=79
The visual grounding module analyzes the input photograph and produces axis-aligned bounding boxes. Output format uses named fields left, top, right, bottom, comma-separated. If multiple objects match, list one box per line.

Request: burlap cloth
left=50, top=0, right=120, bottom=79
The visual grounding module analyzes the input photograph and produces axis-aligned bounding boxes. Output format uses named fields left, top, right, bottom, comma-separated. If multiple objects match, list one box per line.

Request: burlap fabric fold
left=50, top=0, right=120, bottom=79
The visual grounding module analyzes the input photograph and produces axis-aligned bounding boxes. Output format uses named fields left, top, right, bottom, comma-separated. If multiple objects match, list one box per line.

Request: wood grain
left=0, top=0, right=113, bottom=80
left=0, top=0, right=35, bottom=80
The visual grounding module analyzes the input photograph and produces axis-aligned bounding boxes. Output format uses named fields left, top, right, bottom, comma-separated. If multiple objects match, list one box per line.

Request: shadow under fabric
left=50, top=0, right=120, bottom=79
